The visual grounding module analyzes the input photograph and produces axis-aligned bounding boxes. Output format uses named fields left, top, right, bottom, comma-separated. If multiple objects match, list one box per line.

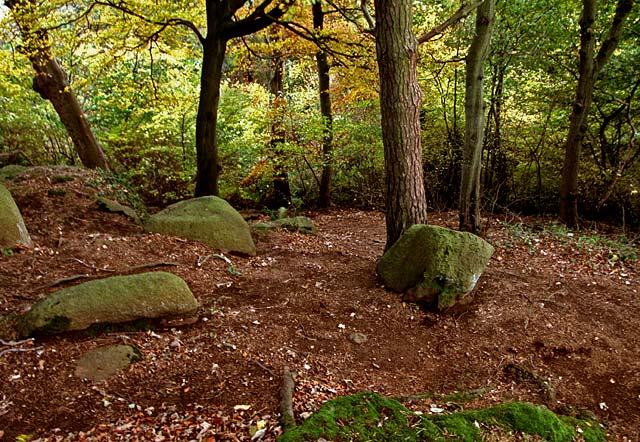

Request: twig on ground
left=197, top=253, right=232, bottom=267
left=0, top=346, right=43, bottom=357
left=1, top=338, right=33, bottom=346
left=253, top=360, right=276, bottom=377
left=70, top=257, right=116, bottom=272
left=33, top=262, right=179, bottom=291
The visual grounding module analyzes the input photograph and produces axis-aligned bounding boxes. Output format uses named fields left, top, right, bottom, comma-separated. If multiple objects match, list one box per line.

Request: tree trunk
left=195, top=35, right=227, bottom=197
left=374, top=0, right=428, bottom=250
left=7, top=0, right=109, bottom=170
left=313, top=0, right=334, bottom=208
left=268, top=53, right=292, bottom=208
left=559, top=0, right=635, bottom=226
left=459, top=0, right=495, bottom=233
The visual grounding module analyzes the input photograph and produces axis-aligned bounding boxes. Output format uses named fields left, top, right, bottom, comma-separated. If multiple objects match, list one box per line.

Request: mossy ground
left=278, top=392, right=605, bottom=442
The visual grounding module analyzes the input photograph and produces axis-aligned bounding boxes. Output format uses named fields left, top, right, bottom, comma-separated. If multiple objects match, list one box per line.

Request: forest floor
left=1, top=166, right=639, bottom=441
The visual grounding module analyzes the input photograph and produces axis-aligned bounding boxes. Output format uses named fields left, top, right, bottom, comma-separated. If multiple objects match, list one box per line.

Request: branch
left=594, top=0, right=635, bottom=75
left=93, top=1, right=205, bottom=44
left=279, top=366, right=296, bottom=431
left=418, top=0, right=484, bottom=45
left=359, top=0, right=375, bottom=31
left=222, top=0, right=292, bottom=40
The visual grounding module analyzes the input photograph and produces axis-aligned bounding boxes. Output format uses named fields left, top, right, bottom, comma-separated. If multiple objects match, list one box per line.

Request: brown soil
left=0, top=166, right=639, bottom=441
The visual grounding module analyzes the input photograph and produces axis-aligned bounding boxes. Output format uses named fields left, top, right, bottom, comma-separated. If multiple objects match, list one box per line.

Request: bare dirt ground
left=0, top=166, right=639, bottom=441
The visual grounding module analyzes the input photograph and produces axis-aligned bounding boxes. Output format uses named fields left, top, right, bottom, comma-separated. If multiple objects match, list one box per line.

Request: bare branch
left=93, top=1, right=205, bottom=44
left=359, top=0, right=375, bottom=31
left=418, top=0, right=484, bottom=45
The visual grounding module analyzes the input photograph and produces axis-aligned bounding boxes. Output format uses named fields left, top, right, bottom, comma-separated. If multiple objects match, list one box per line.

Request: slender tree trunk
left=459, top=0, right=495, bottom=233
left=7, top=0, right=109, bottom=170
left=268, top=53, right=292, bottom=208
left=559, top=0, right=635, bottom=226
left=195, top=35, right=227, bottom=197
left=313, top=0, right=334, bottom=208
left=374, top=0, right=428, bottom=250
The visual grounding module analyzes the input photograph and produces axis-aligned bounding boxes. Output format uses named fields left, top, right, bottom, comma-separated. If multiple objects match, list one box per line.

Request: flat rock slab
left=18, top=272, right=198, bottom=336
left=377, top=224, right=494, bottom=310
left=0, top=182, right=32, bottom=248
left=75, top=344, right=141, bottom=383
left=145, top=196, right=256, bottom=255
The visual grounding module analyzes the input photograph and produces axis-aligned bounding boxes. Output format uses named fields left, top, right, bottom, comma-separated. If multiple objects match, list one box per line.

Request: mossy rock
left=74, top=344, right=142, bottom=383
left=145, top=196, right=256, bottom=255
left=18, top=272, right=198, bottom=337
left=377, top=225, right=494, bottom=310
left=279, top=392, right=605, bottom=442
left=95, top=196, right=142, bottom=224
left=253, top=216, right=316, bottom=235
left=0, top=165, right=28, bottom=181
left=0, top=182, right=32, bottom=249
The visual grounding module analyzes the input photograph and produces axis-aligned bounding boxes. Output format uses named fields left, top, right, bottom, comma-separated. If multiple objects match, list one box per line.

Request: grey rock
left=75, top=344, right=141, bottom=383
left=0, top=183, right=32, bottom=248
left=145, top=196, right=256, bottom=255
left=253, top=216, right=316, bottom=235
left=349, top=332, right=368, bottom=344
left=18, top=272, right=198, bottom=336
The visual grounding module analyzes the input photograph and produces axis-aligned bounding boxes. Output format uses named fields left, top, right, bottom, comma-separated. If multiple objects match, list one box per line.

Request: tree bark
left=7, top=0, right=109, bottom=170
left=193, top=0, right=292, bottom=197
left=459, top=0, right=495, bottom=233
left=195, top=35, right=226, bottom=196
left=559, top=0, right=635, bottom=226
left=374, top=0, right=428, bottom=249
left=267, top=51, right=292, bottom=208
left=313, top=0, right=334, bottom=208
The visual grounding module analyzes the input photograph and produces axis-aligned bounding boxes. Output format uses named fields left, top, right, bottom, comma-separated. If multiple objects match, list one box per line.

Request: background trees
left=1, top=0, right=639, bottom=229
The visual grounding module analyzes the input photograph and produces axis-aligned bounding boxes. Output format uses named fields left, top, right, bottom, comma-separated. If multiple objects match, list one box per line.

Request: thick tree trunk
left=459, top=0, right=495, bottom=233
left=374, top=0, right=428, bottom=250
left=559, top=0, right=635, bottom=226
left=8, top=0, right=109, bottom=170
left=195, top=36, right=227, bottom=197
left=313, top=0, right=334, bottom=208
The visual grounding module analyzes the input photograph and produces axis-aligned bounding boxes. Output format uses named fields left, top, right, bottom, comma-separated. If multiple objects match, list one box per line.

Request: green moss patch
left=279, top=392, right=605, bottom=442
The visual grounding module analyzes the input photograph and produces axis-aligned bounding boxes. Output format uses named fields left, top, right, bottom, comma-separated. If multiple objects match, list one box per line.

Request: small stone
left=349, top=332, right=368, bottom=344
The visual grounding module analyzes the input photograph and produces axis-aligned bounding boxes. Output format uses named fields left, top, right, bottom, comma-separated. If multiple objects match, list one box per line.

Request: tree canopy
left=1, top=0, right=638, bottom=227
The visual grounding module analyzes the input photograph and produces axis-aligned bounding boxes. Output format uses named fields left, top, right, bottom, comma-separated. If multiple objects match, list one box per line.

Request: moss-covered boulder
left=0, top=182, right=32, bottom=249
left=377, top=225, right=493, bottom=310
left=145, top=196, right=256, bottom=255
left=18, top=272, right=198, bottom=336
left=253, top=216, right=316, bottom=235
left=0, top=164, right=27, bottom=181
left=279, top=392, right=605, bottom=442
left=75, top=344, right=142, bottom=383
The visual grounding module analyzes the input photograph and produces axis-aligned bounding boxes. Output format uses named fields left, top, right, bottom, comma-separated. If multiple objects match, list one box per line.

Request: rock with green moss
left=18, top=272, right=198, bottom=337
left=0, top=165, right=27, bottom=181
left=145, top=196, right=256, bottom=255
left=95, top=196, right=142, bottom=224
left=279, top=392, right=605, bottom=442
left=75, top=344, right=142, bottom=383
left=253, top=216, right=316, bottom=235
left=0, top=183, right=32, bottom=249
left=377, top=225, right=494, bottom=310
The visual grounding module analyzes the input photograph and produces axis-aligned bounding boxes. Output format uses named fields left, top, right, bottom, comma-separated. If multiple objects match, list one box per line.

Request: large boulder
left=377, top=224, right=494, bottom=309
left=0, top=182, right=32, bottom=248
left=18, top=272, right=198, bottom=336
left=145, top=196, right=256, bottom=255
